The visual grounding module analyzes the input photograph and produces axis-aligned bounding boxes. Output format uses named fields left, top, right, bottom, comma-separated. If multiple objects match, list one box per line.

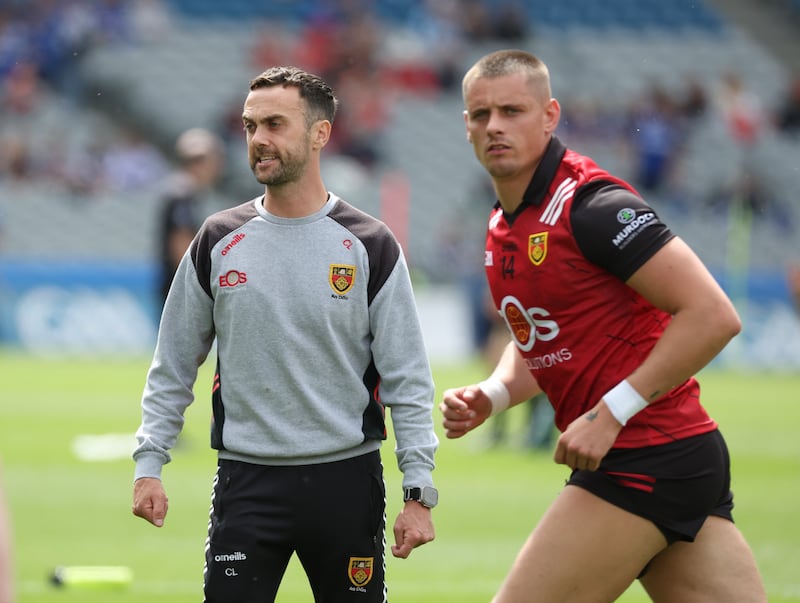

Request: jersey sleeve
left=571, top=182, right=675, bottom=282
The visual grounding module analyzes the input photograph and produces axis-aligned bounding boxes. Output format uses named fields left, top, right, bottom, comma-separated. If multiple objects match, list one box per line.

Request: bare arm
left=489, top=341, right=543, bottom=404
left=621, top=236, right=741, bottom=403
left=555, top=237, right=741, bottom=470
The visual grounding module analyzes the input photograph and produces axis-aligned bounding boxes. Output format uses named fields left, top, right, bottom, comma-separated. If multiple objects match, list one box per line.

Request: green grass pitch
left=1, top=350, right=798, bottom=602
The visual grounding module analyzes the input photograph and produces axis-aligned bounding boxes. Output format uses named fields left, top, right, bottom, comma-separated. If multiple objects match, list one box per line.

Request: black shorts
left=204, top=451, right=387, bottom=603
left=567, top=429, right=734, bottom=544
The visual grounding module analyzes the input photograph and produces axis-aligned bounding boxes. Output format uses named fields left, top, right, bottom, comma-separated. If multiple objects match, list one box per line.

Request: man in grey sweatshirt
left=132, top=66, right=438, bottom=603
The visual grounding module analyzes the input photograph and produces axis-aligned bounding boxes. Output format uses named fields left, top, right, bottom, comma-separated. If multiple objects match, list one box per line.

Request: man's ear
left=313, top=120, right=332, bottom=150
left=544, top=98, right=561, bottom=135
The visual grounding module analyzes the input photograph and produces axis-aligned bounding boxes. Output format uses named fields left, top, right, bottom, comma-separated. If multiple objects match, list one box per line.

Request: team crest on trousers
left=330, top=264, right=356, bottom=294
left=528, top=232, right=548, bottom=266
left=348, top=557, right=373, bottom=587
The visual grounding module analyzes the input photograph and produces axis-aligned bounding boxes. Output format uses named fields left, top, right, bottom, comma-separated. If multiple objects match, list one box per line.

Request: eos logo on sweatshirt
left=219, top=270, right=247, bottom=287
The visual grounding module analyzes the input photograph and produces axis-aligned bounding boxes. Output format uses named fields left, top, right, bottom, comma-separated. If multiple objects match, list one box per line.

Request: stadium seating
left=2, top=0, right=798, bottom=276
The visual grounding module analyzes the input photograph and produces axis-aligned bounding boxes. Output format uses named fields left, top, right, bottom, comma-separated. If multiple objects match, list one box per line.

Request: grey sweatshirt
left=134, top=194, right=438, bottom=489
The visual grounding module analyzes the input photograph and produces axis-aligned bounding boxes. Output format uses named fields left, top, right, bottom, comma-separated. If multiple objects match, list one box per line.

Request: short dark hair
left=249, top=66, right=338, bottom=127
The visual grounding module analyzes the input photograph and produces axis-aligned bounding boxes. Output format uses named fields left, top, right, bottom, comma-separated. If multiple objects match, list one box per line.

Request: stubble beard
left=251, top=142, right=310, bottom=186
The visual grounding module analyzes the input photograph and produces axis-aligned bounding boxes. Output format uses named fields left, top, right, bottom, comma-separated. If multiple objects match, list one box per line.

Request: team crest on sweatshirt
left=329, top=264, right=356, bottom=295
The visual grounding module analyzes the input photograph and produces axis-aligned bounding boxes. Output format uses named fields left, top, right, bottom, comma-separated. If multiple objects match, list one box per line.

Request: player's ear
left=544, top=98, right=561, bottom=134
left=312, top=119, right=331, bottom=150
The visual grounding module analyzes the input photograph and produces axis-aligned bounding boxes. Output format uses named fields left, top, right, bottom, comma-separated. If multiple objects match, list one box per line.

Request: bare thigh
left=640, top=515, right=767, bottom=603
left=493, top=485, right=667, bottom=603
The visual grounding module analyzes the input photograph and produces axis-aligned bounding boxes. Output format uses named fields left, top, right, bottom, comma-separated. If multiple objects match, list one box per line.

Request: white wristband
left=478, top=377, right=511, bottom=416
left=602, top=379, right=648, bottom=426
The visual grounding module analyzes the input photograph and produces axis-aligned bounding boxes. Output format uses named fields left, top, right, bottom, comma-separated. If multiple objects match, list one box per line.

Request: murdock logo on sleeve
left=612, top=208, right=656, bottom=249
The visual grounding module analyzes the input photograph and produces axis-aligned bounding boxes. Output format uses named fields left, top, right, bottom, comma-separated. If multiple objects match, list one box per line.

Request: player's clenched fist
left=440, top=385, right=493, bottom=439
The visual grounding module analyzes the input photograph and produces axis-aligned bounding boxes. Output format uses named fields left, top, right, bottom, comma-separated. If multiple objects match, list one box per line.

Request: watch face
left=422, top=487, right=438, bottom=507
left=405, top=487, right=438, bottom=507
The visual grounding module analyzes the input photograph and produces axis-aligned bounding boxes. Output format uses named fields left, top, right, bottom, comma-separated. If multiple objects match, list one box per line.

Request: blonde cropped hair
left=462, top=49, right=552, bottom=102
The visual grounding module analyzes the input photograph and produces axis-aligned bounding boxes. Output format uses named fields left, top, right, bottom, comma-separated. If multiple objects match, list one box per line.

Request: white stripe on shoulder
left=540, top=177, right=577, bottom=226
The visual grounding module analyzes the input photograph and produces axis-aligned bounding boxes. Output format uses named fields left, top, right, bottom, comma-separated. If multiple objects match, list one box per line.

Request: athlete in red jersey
left=441, top=49, right=766, bottom=603
left=483, top=137, right=717, bottom=449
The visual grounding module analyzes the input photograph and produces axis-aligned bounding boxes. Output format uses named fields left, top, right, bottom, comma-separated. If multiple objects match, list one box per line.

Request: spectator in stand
left=490, top=1, right=531, bottom=41
left=0, top=61, right=42, bottom=116
left=677, top=76, right=708, bottom=121
left=459, top=0, right=494, bottom=42
left=0, top=136, right=35, bottom=184
left=628, top=84, right=682, bottom=195
left=101, top=127, right=169, bottom=193
left=128, top=0, right=173, bottom=43
left=405, top=0, right=469, bottom=92
left=332, top=63, right=389, bottom=168
left=716, top=72, right=766, bottom=148
left=703, top=73, right=763, bottom=215
left=56, top=140, right=108, bottom=197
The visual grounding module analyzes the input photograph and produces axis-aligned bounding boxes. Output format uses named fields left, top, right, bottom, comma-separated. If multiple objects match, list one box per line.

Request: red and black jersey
left=484, top=137, right=717, bottom=448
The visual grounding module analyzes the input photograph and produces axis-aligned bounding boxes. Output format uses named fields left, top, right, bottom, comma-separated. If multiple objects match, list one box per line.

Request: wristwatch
left=403, top=486, right=438, bottom=508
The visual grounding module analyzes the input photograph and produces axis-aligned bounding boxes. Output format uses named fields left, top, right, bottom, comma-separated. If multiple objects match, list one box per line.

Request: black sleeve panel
left=571, top=182, right=676, bottom=282
left=190, top=199, right=261, bottom=298
left=328, top=202, right=401, bottom=305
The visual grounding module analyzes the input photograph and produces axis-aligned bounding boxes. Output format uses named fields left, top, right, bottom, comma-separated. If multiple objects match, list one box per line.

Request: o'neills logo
left=214, top=551, right=247, bottom=562
left=221, top=233, right=246, bottom=256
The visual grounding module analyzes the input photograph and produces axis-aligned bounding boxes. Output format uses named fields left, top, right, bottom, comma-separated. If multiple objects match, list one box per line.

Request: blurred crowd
left=0, top=0, right=531, bottom=197
left=1, top=0, right=799, bottom=216
left=556, top=69, right=800, bottom=233
left=221, top=0, right=531, bottom=170
left=0, top=0, right=173, bottom=195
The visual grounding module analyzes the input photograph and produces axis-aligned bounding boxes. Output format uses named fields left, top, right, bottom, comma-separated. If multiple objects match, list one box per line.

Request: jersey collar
left=492, top=136, right=568, bottom=222
left=521, top=135, right=568, bottom=209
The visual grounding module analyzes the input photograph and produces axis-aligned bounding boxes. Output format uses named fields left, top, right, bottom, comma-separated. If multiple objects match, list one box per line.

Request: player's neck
left=493, top=162, right=540, bottom=214
left=495, top=182, right=528, bottom=214
left=263, top=178, right=328, bottom=218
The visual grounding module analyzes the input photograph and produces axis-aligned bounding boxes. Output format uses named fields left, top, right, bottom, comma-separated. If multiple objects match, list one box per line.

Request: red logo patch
left=219, top=270, right=247, bottom=287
